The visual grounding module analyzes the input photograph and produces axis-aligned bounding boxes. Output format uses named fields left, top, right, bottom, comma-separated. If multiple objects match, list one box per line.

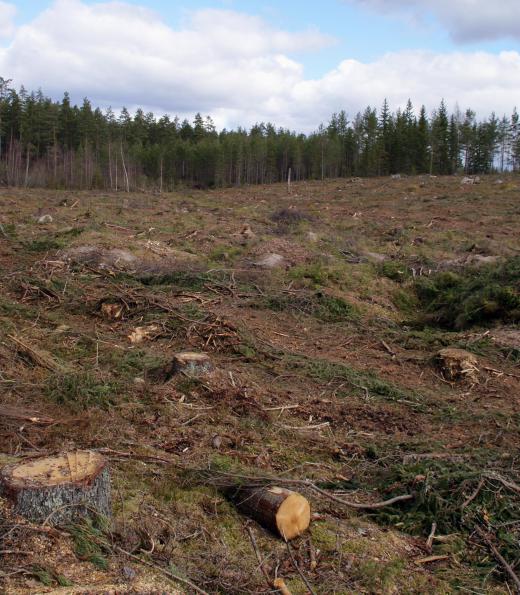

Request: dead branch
left=246, top=525, right=272, bottom=588
left=484, top=473, right=520, bottom=495
left=414, top=555, right=449, bottom=565
left=0, top=405, right=55, bottom=426
left=114, top=545, right=209, bottom=595
left=426, top=522, right=437, bottom=551
left=473, top=526, right=520, bottom=592
left=461, top=478, right=485, bottom=510
left=285, top=540, right=317, bottom=595
left=7, top=335, right=64, bottom=373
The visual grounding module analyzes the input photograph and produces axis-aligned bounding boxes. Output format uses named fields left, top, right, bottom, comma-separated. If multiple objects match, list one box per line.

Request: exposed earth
left=0, top=175, right=519, bottom=594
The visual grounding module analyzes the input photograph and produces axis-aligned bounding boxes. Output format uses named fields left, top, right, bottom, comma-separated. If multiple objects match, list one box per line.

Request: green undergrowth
left=372, top=459, right=520, bottom=576
left=255, top=291, right=359, bottom=322
left=68, top=515, right=111, bottom=570
left=30, top=566, right=73, bottom=588
left=45, top=371, right=120, bottom=410
left=414, top=257, right=520, bottom=329
left=288, top=262, right=348, bottom=288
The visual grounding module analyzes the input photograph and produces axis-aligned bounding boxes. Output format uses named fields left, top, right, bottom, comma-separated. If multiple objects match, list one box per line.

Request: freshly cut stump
left=171, top=351, right=213, bottom=376
left=0, top=451, right=111, bottom=524
left=231, top=486, right=310, bottom=540
left=437, top=348, right=479, bottom=383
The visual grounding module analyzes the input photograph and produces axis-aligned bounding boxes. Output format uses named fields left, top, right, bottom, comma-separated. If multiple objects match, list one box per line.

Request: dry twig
left=473, top=526, right=520, bottom=592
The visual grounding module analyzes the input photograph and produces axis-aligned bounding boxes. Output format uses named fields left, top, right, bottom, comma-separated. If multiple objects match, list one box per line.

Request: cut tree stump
left=0, top=451, right=111, bottom=524
left=171, top=352, right=213, bottom=376
left=230, top=486, right=310, bottom=540
left=437, top=348, right=479, bottom=383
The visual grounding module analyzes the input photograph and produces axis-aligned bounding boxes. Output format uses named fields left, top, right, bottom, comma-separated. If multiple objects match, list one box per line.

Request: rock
left=491, top=328, right=520, bottom=350
left=465, top=254, right=500, bottom=266
left=240, top=224, right=255, bottom=241
left=37, top=214, right=53, bottom=224
left=254, top=253, right=285, bottom=269
left=63, top=245, right=138, bottom=271
left=391, top=174, right=402, bottom=180
left=363, top=251, right=387, bottom=263
left=307, top=231, right=319, bottom=243
left=171, top=351, right=213, bottom=376
left=121, top=566, right=136, bottom=581
left=461, top=176, right=480, bottom=185
left=439, top=254, right=501, bottom=270
left=437, top=348, right=479, bottom=383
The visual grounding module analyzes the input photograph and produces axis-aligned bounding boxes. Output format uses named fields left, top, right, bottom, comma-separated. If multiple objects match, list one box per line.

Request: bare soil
left=0, top=175, right=519, bottom=594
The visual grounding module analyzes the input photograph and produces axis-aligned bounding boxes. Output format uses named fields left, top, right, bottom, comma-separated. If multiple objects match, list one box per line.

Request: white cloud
left=348, top=0, right=520, bottom=42
left=0, top=0, right=518, bottom=132
left=0, top=2, right=16, bottom=38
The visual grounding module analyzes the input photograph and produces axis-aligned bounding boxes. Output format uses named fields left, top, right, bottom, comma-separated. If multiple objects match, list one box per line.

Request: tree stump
left=171, top=352, right=213, bottom=376
left=230, top=486, right=310, bottom=540
left=437, top=348, right=479, bottom=383
left=0, top=451, right=111, bottom=524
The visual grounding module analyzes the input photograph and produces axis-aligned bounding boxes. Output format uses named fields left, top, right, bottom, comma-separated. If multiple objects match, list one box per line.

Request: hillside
left=1, top=175, right=519, bottom=594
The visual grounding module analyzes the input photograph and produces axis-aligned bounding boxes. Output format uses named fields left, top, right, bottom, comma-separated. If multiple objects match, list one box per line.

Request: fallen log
left=230, top=486, right=310, bottom=541
left=0, top=450, right=111, bottom=524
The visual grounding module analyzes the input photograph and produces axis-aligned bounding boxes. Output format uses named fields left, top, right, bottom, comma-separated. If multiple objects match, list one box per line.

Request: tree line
left=0, top=78, right=519, bottom=191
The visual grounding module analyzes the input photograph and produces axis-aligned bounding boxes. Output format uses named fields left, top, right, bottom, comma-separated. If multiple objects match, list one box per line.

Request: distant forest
left=0, top=78, right=519, bottom=190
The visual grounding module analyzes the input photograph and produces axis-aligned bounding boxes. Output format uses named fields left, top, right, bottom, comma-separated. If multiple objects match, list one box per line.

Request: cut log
left=171, top=351, right=213, bottom=376
left=0, top=450, right=111, bottom=524
left=230, top=486, right=310, bottom=540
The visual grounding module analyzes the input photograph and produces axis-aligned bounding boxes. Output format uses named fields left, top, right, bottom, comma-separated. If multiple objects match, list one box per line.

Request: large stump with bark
left=230, top=485, right=310, bottom=540
left=0, top=450, right=111, bottom=524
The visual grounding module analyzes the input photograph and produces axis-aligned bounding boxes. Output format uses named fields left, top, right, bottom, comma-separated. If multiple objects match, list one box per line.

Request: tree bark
left=0, top=451, right=111, bottom=524
left=229, top=486, right=310, bottom=540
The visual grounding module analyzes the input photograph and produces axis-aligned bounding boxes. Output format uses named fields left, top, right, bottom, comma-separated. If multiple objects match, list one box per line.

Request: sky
left=0, top=0, right=519, bottom=131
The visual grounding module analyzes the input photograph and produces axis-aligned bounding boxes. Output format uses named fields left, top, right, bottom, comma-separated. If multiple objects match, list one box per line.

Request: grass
left=286, top=355, right=420, bottom=404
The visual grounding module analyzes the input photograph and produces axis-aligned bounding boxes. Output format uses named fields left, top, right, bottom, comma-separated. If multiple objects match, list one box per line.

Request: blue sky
left=1, top=0, right=519, bottom=129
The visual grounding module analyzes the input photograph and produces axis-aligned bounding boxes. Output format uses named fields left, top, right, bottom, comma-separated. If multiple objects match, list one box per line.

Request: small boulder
left=240, top=224, right=256, bottom=241
left=37, top=214, right=53, bottom=224
left=437, top=348, right=479, bottom=383
left=363, top=251, right=387, bottom=263
left=307, top=231, right=319, bottom=243
left=254, top=253, right=285, bottom=269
